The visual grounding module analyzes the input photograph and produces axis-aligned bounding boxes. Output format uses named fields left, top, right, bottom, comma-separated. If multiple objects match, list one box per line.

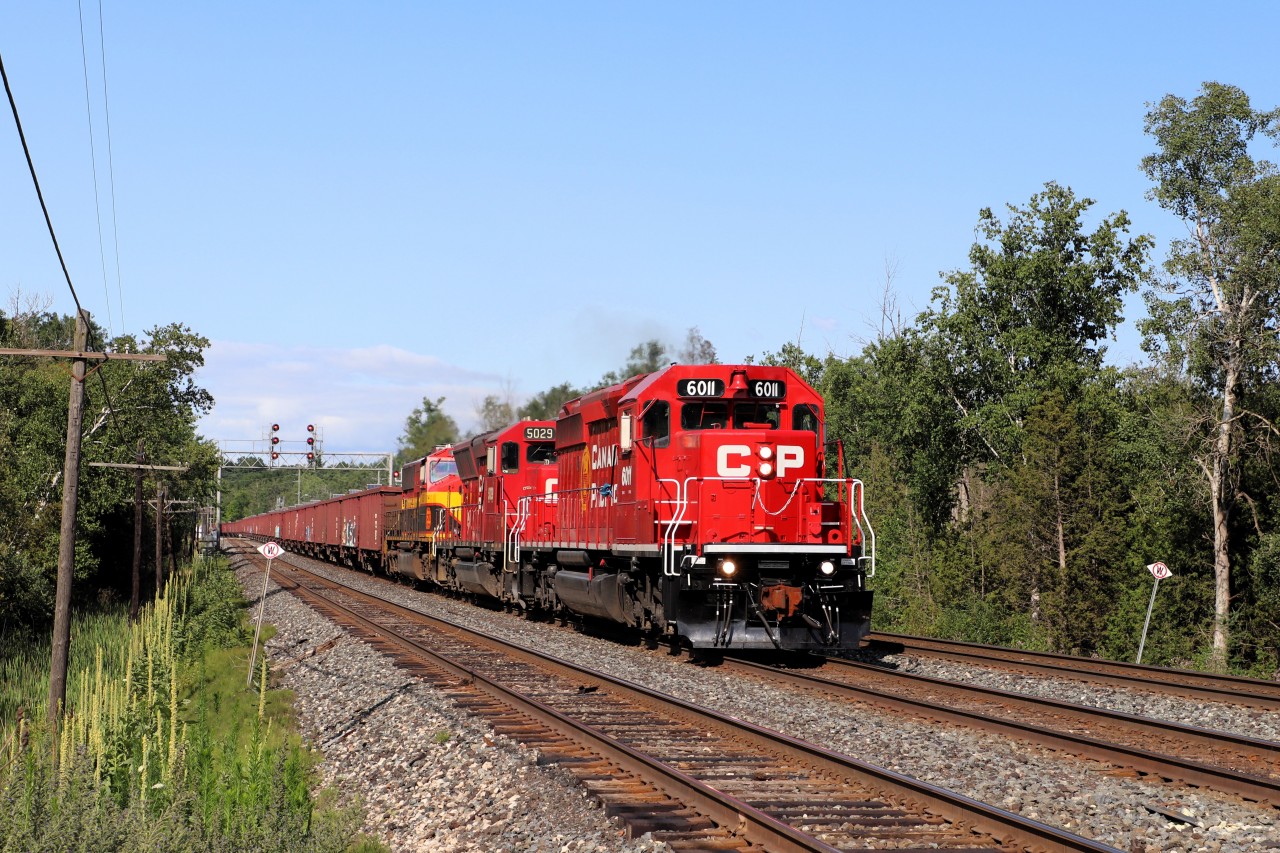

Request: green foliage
left=395, top=396, right=459, bottom=467
left=919, top=181, right=1151, bottom=469
left=0, top=301, right=217, bottom=633
left=0, top=556, right=378, bottom=852
left=219, top=460, right=389, bottom=522
left=1139, top=81, right=1280, bottom=666
left=517, top=382, right=582, bottom=421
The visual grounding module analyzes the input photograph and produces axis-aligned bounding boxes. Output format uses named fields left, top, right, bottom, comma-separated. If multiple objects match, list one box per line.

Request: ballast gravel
left=871, top=653, right=1280, bottom=744
left=233, top=559, right=667, bottom=853
left=240, top=549, right=1279, bottom=853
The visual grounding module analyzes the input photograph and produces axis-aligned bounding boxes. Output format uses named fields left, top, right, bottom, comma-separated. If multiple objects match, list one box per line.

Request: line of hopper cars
left=222, top=363, right=875, bottom=652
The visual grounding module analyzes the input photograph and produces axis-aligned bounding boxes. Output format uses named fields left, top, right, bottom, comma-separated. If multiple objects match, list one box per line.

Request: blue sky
left=3, top=2, right=1278, bottom=453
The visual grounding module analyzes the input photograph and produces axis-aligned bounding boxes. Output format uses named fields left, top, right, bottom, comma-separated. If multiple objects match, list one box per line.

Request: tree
left=919, top=182, right=1151, bottom=468
left=396, top=396, right=459, bottom=465
left=517, top=382, right=581, bottom=421
left=473, top=394, right=516, bottom=435
left=1140, top=81, right=1280, bottom=668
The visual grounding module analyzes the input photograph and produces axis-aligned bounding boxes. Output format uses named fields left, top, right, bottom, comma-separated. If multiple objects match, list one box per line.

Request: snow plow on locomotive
left=221, top=364, right=875, bottom=652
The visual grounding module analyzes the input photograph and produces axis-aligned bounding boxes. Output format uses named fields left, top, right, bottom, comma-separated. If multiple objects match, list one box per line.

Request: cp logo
left=716, top=445, right=804, bottom=477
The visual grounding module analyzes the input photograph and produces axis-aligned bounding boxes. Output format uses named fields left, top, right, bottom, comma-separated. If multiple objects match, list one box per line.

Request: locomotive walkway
left=231, top=541, right=1119, bottom=853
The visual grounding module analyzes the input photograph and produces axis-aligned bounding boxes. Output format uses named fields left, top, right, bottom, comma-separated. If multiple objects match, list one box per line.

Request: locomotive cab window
left=427, top=458, right=458, bottom=483
left=526, top=442, right=556, bottom=465
left=681, top=402, right=728, bottom=430
left=500, top=441, right=520, bottom=473
left=792, top=404, right=819, bottom=433
left=642, top=400, right=670, bottom=447
left=732, top=403, right=780, bottom=430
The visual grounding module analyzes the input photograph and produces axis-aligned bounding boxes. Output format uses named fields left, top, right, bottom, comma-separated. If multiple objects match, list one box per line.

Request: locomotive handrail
left=507, top=497, right=533, bottom=566
left=657, top=477, right=686, bottom=576
left=662, top=476, right=875, bottom=579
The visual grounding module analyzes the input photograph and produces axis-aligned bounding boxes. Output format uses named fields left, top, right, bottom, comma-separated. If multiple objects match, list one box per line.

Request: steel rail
left=723, top=655, right=1280, bottom=805
left=237, top=545, right=1122, bottom=853
left=866, top=632, right=1280, bottom=710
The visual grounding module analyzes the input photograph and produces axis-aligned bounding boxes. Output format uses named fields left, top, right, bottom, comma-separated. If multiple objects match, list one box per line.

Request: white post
left=248, top=557, right=273, bottom=685
left=1135, top=577, right=1160, bottom=665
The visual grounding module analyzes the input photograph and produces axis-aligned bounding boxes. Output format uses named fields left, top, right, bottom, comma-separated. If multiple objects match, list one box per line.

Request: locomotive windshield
left=526, top=442, right=556, bottom=464
left=732, top=403, right=780, bottom=429
left=681, top=402, right=728, bottom=430
left=428, top=458, right=458, bottom=483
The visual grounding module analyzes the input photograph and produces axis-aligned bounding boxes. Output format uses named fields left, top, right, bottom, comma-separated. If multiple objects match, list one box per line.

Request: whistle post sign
left=1136, top=561, right=1172, bottom=665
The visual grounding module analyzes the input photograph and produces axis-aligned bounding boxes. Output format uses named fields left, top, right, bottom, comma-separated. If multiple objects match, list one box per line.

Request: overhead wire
left=77, top=0, right=115, bottom=337
left=0, top=45, right=137, bottom=447
left=96, top=0, right=126, bottom=331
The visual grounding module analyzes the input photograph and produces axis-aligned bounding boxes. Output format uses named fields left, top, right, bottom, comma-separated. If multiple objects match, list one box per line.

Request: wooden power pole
left=89, top=454, right=187, bottom=621
left=0, top=309, right=166, bottom=729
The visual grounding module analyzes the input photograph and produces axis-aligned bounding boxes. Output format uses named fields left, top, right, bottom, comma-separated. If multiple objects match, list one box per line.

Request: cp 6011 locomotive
left=222, top=363, right=875, bottom=652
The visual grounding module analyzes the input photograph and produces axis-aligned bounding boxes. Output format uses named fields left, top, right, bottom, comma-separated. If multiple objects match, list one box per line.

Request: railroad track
left=231, top=542, right=1119, bottom=853
left=722, top=655, right=1280, bottom=806
left=865, top=632, right=1280, bottom=711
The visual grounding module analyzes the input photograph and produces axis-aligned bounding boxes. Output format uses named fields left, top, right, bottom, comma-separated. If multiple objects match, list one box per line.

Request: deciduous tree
left=1140, top=81, right=1280, bottom=667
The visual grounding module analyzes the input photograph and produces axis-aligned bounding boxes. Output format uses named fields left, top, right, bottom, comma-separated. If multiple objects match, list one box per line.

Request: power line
left=78, top=0, right=115, bottom=336
left=97, top=0, right=126, bottom=331
left=0, top=48, right=86, bottom=315
left=1, top=46, right=134, bottom=446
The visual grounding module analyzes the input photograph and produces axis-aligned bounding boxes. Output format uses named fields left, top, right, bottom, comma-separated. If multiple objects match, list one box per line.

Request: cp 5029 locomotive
left=222, top=363, right=875, bottom=652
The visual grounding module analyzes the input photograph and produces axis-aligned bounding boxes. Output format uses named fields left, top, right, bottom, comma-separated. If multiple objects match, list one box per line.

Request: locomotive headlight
left=719, top=558, right=737, bottom=577
left=819, top=560, right=836, bottom=576
left=759, top=446, right=773, bottom=460
left=759, top=462, right=774, bottom=478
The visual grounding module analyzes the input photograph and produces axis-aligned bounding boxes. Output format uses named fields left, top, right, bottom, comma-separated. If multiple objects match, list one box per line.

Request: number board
left=678, top=378, right=725, bottom=398
left=524, top=426, right=555, bottom=441
left=750, top=379, right=787, bottom=400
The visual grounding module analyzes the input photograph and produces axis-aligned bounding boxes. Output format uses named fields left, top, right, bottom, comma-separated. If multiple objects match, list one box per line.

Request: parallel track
left=865, top=633, right=1280, bottom=711
left=723, top=656, right=1280, bottom=806
left=231, top=542, right=1119, bottom=853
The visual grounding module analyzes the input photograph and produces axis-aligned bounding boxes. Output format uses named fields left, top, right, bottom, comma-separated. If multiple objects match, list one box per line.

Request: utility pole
left=155, top=480, right=165, bottom=595
left=47, top=310, right=88, bottom=728
left=132, top=441, right=144, bottom=620
left=89, top=456, right=187, bottom=621
left=0, top=311, right=166, bottom=729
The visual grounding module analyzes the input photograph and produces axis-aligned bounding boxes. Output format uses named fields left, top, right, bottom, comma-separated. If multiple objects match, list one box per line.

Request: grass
left=0, top=555, right=387, bottom=853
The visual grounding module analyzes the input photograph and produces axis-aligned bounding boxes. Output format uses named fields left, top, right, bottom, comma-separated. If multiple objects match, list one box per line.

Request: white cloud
left=195, top=340, right=507, bottom=453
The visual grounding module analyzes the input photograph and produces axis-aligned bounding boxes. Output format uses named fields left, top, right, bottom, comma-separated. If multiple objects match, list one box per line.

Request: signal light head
left=271, top=436, right=280, bottom=444
left=307, top=437, right=315, bottom=446
left=307, top=424, right=315, bottom=432
left=270, top=452, right=279, bottom=460
left=306, top=452, right=315, bottom=461
left=271, top=423, right=280, bottom=432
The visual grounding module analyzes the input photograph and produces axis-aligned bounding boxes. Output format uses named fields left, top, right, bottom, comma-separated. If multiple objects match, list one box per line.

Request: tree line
left=0, top=296, right=217, bottom=634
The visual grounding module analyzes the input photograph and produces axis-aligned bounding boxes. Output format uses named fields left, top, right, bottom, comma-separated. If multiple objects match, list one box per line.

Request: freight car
left=222, top=363, right=875, bottom=652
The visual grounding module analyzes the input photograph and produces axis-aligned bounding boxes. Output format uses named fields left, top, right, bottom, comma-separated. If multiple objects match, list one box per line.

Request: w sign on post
left=1136, top=561, right=1174, bottom=665
left=248, top=541, right=283, bottom=684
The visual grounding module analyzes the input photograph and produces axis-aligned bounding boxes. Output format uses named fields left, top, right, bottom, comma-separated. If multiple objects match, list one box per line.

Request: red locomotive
left=222, top=364, right=875, bottom=652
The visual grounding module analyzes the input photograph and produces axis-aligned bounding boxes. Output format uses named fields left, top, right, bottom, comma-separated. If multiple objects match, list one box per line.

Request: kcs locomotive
left=222, top=363, right=875, bottom=652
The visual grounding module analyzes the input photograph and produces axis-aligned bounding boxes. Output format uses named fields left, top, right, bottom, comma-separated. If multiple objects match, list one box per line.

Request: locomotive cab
left=448, top=421, right=557, bottom=601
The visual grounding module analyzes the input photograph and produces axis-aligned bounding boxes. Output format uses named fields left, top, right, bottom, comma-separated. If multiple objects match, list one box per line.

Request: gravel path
left=255, top=551, right=1280, bottom=853
left=234, top=558, right=668, bottom=853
